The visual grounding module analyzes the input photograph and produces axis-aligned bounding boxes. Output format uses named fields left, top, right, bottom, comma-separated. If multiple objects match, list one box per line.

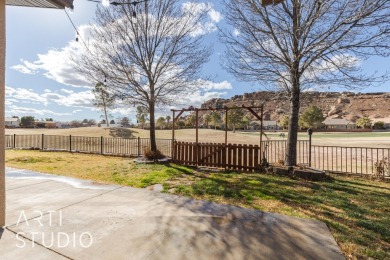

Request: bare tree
left=221, top=0, right=390, bottom=165
left=93, top=82, right=115, bottom=127
left=77, top=0, right=212, bottom=152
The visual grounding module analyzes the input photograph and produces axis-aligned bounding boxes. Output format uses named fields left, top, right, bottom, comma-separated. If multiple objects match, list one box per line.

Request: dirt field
left=5, top=127, right=390, bottom=148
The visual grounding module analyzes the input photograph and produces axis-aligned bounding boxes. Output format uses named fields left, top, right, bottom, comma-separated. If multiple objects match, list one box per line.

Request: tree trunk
left=285, top=0, right=301, bottom=167
left=102, top=96, right=109, bottom=127
left=149, top=100, right=157, bottom=152
left=286, top=89, right=300, bottom=166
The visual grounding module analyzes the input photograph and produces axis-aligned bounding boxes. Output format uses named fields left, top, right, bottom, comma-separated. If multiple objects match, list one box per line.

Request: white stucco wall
left=1, top=0, right=6, bottom=227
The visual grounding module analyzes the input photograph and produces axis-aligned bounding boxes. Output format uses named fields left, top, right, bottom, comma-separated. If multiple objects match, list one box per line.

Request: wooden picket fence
left=173, top=141, right=262, bottom=171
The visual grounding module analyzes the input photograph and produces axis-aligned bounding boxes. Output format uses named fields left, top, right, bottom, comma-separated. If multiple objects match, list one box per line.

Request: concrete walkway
left=0, top=168, right=344, bottom=260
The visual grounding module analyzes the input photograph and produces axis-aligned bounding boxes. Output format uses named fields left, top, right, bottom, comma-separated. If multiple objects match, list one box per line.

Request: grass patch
left=5, top=150, right=390, bottom=259
left=5, top=150, right=183, bottom=188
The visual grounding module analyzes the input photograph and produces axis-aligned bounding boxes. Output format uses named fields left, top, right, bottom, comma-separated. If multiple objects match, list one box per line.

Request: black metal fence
left=5, top=134, right=172, bottom=157
left=311, top=145, right=390, bottom=176
left=5, top=134, right=389, bottom=177
left=263, top=140, right=390, bottom=176
left=262, top=140, right=310, bottom=165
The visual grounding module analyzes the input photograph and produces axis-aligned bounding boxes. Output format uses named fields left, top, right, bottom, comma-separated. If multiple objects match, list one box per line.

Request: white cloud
left=209, top=9, right=222, bottom=23
left=101, top=0, right=110, bottom=7
left=6, top=86, right=94, bottom=109
left=233, top=29, right=240, bottom=36
left=7, top=105, right=72, bottom=117
left=6, top=86, right=48, bottom=105
left=11, top=3, right=222, bottom=88
left=61, top=89, right=74, bottom=94
left=180, top=90, right=227, bottom=109
left=11, top=63, right=36, bottom=74
left=200, top=80, right=233, bottom=90
left=182, top=2, right=222, bottom=36
left=11, top=42, right=91, bottom=88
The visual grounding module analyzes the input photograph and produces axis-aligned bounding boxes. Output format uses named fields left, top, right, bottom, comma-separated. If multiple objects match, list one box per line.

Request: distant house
left=250, top=120, right=279, bottom=130
left=5, top=117, right=20, bottom=128
left=34, top=121, right=57, bottom=128
left=56, top=122, right=70, bottom=128
left=372, top=119, right=390, bottom=130
left=322, top=118, right=356, bottom=129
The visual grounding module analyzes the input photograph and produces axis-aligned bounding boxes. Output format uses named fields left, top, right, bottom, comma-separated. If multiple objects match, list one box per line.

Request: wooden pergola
left=0, top=0, right=74, bottom=227
left=171, top=104, right=266, bottom=158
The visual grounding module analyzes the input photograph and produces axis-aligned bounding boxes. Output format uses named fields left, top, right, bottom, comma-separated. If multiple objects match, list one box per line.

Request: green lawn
left=5, top=150, right=390, bottom=259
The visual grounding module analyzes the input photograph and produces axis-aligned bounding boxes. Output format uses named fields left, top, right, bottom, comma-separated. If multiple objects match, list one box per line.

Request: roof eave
left=6, top=0, right=74, bottom=9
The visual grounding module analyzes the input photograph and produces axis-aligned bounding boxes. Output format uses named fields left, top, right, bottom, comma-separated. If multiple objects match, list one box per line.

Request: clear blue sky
left=5, top=1, right=390, bottom=122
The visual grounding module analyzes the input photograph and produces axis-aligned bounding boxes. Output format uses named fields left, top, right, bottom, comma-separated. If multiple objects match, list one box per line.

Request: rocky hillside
left=200, top=91, right=390, bottom=122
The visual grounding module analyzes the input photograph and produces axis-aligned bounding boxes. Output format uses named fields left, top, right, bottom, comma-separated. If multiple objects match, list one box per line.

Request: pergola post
left=0, top=0, right=6, bottom=227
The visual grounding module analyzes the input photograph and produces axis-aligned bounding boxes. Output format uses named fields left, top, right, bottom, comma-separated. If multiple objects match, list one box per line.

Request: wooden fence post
left=13, top=134, right=16, bottom=148
left=101, top=136, right=104, bottom=154
left=138, top=137, right=141, bottom=157
left=69, top=135, right=72, bottom=152
left=41, top=134, right=44, bottom=150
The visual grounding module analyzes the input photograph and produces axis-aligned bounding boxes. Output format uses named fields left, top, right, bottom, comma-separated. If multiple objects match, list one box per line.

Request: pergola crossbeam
left=171, top=105, right=265, bottom=167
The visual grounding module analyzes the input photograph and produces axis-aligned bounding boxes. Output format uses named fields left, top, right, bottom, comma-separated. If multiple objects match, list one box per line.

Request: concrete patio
left=0, top=167, right=344, bottom=259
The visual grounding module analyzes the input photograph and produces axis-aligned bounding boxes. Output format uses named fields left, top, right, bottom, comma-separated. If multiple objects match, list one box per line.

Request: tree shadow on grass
left=166, top=169, right=390, bottom=258
left=109, top=128, right=136, bottom=138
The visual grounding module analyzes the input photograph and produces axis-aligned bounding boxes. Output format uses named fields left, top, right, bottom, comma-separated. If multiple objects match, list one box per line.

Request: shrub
left=373, top=121, right=385, bottom=130
left=374, top=157, right=389, bottom=180
left=143, top=148, right=165, bottom=160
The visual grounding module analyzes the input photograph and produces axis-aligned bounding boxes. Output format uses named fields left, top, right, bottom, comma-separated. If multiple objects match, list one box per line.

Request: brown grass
left=6, top=127, right=390, bottom=147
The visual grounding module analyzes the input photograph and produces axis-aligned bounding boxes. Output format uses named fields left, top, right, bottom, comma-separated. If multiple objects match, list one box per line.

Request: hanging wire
left=64, top=0, right=148, bottom=96
left=64, top=9, right=107, bottom=83
left=64, top=9, right=91, bottom=53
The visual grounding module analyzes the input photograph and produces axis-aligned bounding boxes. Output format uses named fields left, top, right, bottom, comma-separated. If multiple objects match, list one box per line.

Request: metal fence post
left=69, top=135, right=72, bottom=152
left=307, top=128, right=313, bottom=167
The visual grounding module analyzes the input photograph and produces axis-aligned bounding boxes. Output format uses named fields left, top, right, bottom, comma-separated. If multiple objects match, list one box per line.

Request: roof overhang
left=6, top=0, right=74, bottom=9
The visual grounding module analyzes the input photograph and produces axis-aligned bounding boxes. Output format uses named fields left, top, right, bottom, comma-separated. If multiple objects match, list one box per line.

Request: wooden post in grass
left=101, top=136, right=104, bottom=154
left=138, top=137, right=141, bottom=157
left=41, top=134, right=45, bottom=150
left=225, top=108, right=228, bottom=147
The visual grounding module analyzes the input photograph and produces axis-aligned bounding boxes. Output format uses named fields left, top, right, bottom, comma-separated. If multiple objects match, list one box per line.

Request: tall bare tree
left=77, top=0, right=212, bottom=152
left=92, top=82, right=115, bottom=127
left=221, top=0, right=390, bottom=165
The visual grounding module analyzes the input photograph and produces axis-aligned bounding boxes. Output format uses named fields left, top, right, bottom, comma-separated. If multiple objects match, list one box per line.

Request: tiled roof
left=250, top=120, right=278, bottom=126
left=322, top=118, right=354, bottom=125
